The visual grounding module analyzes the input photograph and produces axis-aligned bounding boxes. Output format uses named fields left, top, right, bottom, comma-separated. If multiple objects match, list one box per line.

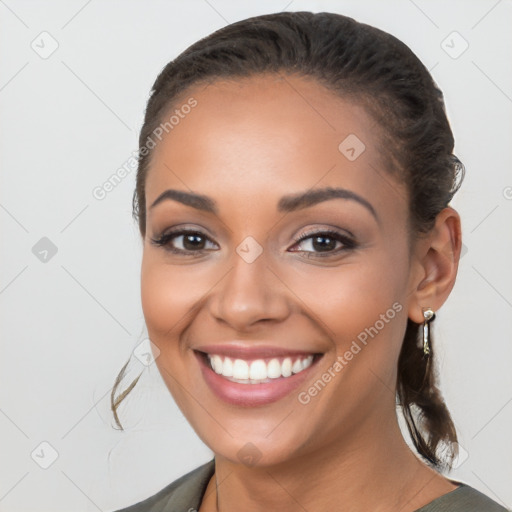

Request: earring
left=422, top=307, right=436, bottom=357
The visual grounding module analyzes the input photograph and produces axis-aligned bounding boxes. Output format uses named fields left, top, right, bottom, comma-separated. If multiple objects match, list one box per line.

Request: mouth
left=194, top=348, right=324, bottom=406
left=203, top=352, right=317, bottom=383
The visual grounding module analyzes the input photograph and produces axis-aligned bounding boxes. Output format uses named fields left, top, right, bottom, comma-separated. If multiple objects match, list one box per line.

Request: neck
left=200, top=411, right=453, bottom=512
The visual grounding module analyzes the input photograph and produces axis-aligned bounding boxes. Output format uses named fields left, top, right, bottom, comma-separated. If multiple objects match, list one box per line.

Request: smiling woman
left=109, top=11, right=506, bottom=512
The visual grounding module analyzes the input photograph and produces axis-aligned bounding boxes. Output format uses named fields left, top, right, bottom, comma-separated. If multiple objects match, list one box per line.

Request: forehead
left=145, top=73, right=407, bottom=223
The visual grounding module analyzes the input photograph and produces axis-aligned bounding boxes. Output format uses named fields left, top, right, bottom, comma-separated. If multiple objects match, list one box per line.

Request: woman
left=110, top=11, right=508, bottom=512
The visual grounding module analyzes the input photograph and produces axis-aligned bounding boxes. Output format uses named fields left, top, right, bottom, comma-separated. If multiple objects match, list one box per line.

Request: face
left=141, top=73, right=417, bottom=467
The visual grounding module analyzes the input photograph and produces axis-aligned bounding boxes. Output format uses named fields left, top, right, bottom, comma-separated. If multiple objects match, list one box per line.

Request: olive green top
left=113, top=459, right=510, bottom=512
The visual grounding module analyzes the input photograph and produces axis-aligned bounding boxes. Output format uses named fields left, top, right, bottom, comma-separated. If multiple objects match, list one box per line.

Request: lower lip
left=195, top=351, right=322, bottom=407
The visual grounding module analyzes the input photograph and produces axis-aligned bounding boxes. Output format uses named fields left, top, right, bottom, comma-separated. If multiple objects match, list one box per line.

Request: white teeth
left=222, top=357, right=233, bottom=377
left=302, top=355, right=314, bottom=370
left=232, top=359, right=249, bottom=379
left=292, top=358, right=303, bottom=373
left=267, top=358, right=281, bottom=378
left=249, top=359, right=267, bottom=380
left=207, top=354, right=315, bottom=383
left=281, top=357, right=292, bottom=377
left=211, top=355, right=223, bottom=374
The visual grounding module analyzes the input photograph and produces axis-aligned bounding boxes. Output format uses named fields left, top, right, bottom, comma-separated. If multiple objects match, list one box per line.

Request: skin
left=140, top=73, right=462, bottom=512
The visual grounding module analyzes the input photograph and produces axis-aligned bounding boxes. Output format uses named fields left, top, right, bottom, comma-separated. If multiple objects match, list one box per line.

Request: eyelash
left=150, top=228, right=357, bottom=258
left=292, top=228, right=356, bottom=258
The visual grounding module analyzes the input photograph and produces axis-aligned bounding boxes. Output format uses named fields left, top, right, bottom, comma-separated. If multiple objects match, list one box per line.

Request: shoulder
left=416, top=482, right=510, bottom=512
left=111, top=458, right=215, bottom=512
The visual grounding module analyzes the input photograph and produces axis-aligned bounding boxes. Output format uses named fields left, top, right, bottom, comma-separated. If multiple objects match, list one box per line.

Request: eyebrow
left=150, top=189, right=217, bottom=213
left=277, top=187, right=378, bottom=221
left=150, top=186, right=378, bottom=222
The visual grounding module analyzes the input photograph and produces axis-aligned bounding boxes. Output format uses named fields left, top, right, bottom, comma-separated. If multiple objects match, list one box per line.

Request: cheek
left=288, top=262, right=405, bottom=335
left=280, top=250, right=409, bottom=378
left=140, top=254, right=197, bottom=398
left=140, top=263, right=181, bottom=337
left=290, top=262, right=408, bottom=414
left=140, top=251, right=209, bottom=337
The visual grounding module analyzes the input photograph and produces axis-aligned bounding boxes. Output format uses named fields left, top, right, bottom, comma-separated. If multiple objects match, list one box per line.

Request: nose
left=208, top=246, right=291, bottom=331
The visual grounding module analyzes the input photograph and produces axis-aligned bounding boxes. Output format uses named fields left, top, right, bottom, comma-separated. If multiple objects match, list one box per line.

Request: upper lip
left=194, top=343, right=322, bottom=360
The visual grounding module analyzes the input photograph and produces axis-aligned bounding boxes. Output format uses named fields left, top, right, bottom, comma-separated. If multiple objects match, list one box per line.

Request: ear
left=407, top=206, right=462, bottom=324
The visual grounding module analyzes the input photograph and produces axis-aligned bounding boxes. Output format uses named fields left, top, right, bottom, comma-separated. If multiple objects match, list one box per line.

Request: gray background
left=1, top=0, right=511, bottom=510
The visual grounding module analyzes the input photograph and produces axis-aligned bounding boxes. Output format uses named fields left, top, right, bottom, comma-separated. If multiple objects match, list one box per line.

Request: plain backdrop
left=1, top=0, right=511, bottom=510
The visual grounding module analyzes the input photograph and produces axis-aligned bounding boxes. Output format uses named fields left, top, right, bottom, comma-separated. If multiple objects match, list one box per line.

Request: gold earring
left=422, top=307, right=435, bottom=357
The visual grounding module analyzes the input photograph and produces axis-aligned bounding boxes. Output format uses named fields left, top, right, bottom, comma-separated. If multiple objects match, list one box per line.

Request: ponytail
left=397, top=318, right=458, bottom=469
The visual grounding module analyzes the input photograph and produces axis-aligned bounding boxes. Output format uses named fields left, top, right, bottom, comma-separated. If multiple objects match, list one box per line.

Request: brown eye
left=151, top=229, right=219, bottom=255
left=181, top=233, right=207, bottom=250
left=290, top=229, right=356, bottom=257
left=309, top=235, right=338, bottom=252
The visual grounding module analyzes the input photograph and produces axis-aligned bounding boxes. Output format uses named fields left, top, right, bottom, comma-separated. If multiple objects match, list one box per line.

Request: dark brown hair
left=112, top=11, right=464, bottom=470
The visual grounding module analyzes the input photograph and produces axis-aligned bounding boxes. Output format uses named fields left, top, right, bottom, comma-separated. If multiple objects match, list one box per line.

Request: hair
left=111, top=11, right=464, bottom=470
